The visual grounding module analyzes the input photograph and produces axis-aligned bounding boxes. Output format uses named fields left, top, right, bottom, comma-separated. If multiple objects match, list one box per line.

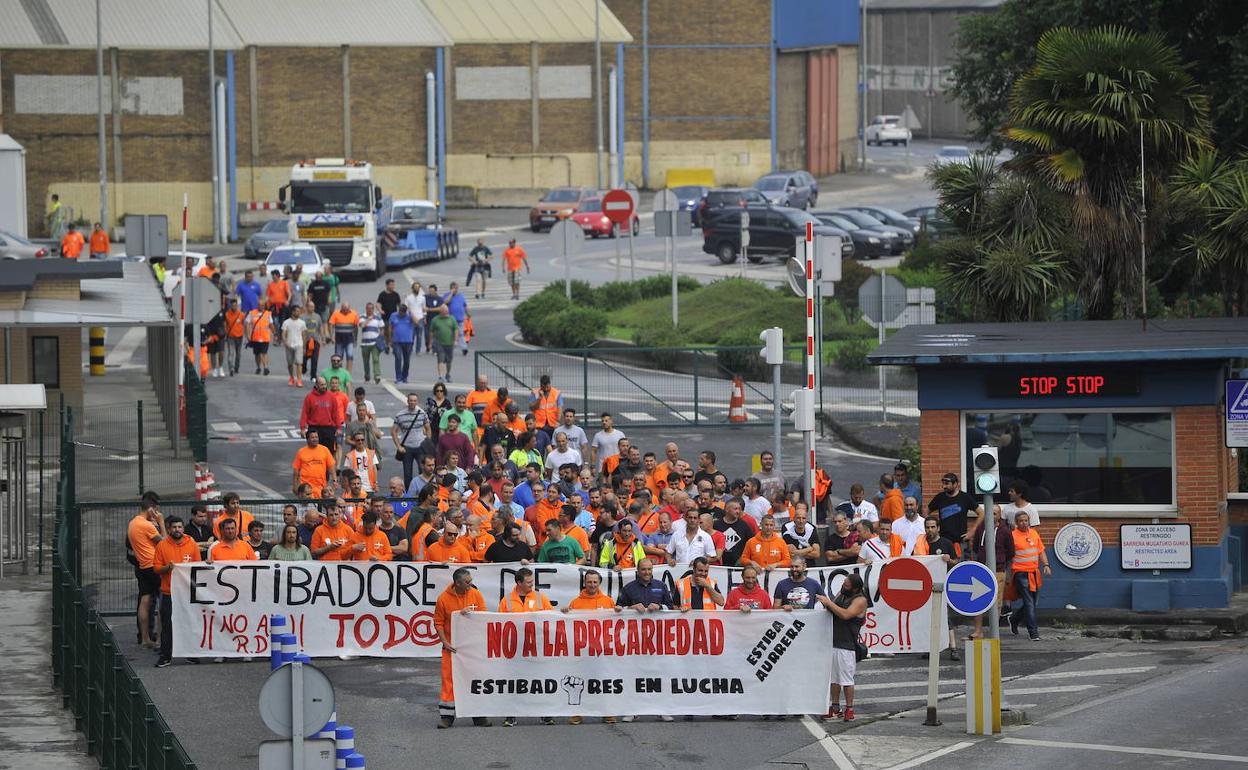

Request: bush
left=632, top=322, right=688, bottom=369
left=837, top=258, right=875, bottom=309
left=514, top=288, right=571, bottom=345
left=715, top=326, right=769, bottom=380
left=595, top=280, right=643, bottom=310
left=630, top=274, right=700, bottom=301
left=833, top=337, right=873, bottom=371
left=546, top=306, right=608, bottom=348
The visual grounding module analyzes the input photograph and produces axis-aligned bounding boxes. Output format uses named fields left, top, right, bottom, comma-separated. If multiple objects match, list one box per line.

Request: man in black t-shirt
left=485, top=522, right=532, bottom=563
left=308, top=274, right=332, bottom=318
left=923, top=515, right=961, bottom=659
left=713, top=498, right=755, bottom=567
left=824, top=512, right=859, bottom=566
left=927, top=472, right=977, bottom=548
left=185, top=504, right=215, bottom=557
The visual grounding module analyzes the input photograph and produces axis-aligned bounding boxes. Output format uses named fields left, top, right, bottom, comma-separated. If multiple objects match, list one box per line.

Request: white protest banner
left=171, top=557, right=946, bottom=658
left=451, top=609, right=831, bottom=717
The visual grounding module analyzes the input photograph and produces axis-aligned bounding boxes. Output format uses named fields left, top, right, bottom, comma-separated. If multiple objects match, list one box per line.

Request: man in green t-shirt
left=536, top=520, right=586, bottom=564
left=429, top=305, right=459, bottom=383
left=438, top=392, right=478, bottom=435
left=319, top=354, right=353, bottom=390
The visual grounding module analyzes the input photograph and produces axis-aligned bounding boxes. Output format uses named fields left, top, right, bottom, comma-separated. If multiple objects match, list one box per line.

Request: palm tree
left=928, top=155, right=1074, bottom=322
left=1171, top=151, right=1248, bottom=315
left=1004, top=26, right=1211, bottom=320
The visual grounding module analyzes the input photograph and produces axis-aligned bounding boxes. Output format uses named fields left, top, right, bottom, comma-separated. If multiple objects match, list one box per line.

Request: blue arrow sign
left=945, top=561, right=998, bottom=617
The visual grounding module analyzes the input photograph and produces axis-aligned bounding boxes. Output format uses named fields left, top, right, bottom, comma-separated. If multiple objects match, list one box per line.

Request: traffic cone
left=194, top=463, right=208, bottom=501
left=729, top=376, right=748, bottom=423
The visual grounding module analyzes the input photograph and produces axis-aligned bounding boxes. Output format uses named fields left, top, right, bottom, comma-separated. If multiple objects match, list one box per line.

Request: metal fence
left=474, top=345, right=919, bottom=429
left=0, top=412, right=29, bottom=576
left=51, top=414, right=198, bottom=770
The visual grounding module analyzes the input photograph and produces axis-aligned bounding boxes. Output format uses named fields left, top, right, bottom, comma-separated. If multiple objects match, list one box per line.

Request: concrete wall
left=919, top=405, right=1238, bottom=609
left=865, top=8, right=985, bottom=139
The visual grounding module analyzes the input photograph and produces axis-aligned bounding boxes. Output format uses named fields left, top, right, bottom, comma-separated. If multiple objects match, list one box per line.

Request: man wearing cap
left=927, top=472, right=977, bottom=547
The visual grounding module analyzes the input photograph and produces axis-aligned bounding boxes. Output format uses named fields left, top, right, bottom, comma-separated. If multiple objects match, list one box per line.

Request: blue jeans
left=1012, top=572, right=1038, bottom=637
left=393, top=342, right=413, bottom=382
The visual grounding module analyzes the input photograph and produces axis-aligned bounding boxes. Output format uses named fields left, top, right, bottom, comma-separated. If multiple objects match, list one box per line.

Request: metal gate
left=0, top=413, right=28, bottom=576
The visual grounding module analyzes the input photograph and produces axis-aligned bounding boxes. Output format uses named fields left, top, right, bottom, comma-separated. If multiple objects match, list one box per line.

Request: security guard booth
left=869, top=319, right=1248, bottom=610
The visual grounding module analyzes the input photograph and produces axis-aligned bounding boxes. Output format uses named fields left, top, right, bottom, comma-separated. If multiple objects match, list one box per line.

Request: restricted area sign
left=602, top=188, right=635, bottom=225
left=879, top=557, right=932, bottom=612
left=944, top=560, right=998, bottom=617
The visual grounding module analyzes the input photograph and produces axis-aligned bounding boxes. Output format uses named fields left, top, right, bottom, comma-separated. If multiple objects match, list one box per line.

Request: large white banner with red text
left=451, top=609, right=831, bottom=717
left=171, top=557, right=946, bottom=658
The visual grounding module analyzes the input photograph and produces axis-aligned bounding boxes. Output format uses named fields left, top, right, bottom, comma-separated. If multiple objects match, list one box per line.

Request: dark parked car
left=903, top=205, right=959, bottom=242
left=811, top=213, right=894, bottom=259
left=672, top=185, right=710, bottom=226
left=696, top=187, right=770, bottom=227
left=243, top=218, right=289, bottom=258
left=825, top=209, right=914, bottom=254
left=845, top=205, right=920, bottom=234
left=753, top=171, right=817, bottom=210
left=702, top=206, right=851, bottom=264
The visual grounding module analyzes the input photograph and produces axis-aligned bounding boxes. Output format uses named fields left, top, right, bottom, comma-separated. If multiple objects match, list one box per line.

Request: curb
left=818, top=411, right=903, bottom=458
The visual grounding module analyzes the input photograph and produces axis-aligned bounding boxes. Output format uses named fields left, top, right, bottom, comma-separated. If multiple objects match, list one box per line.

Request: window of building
left=31, top=336, right=59, bottom=390
left=963, top=411, right=1173, bottom=507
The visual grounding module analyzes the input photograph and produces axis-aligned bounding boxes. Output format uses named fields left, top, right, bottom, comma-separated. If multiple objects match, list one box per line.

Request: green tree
left=928, top=155, right=1074, bottom=322
left=950, top=0, right=1248, bottom=151
left=1005, top=26, right=1210, bottom=320
left=1170, top=152, right=1248, bottom=315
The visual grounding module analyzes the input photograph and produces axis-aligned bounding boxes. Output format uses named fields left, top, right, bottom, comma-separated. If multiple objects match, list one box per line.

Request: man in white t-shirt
left=589, top=412, right=625, bottom=470
left=403, top=281, right=426, bottom=351
left=743, top=478, right=771, bottom=522
left=1002, top=479, right=1040, bottom=527
left=551, top=408, right=589, bottom=455
left=891, top=496, right=925, bottom=556
left=543, top=431, right=582, bottom=479
left=280, top=305, right=308, bottom=387
left=835, top=483, right=879, bottom=524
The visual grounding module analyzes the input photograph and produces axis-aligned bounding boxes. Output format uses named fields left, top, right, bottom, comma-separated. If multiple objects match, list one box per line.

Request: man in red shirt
left=724, top=565, right=772, bottom=611
left=299, top=377, right=341, bottom=455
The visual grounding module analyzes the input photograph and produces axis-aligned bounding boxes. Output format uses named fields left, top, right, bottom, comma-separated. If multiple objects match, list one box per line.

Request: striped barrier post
left=89, top=327, right=106, bottom=376
left=334, top=726, right=354, bottom=770
left=346, top=753, right=365, bottom=769
left=965, top=638, right=1001, bottom=735
left=269, top=615, right=287, bottom=670
left=318, top=711, right=337, bottom=740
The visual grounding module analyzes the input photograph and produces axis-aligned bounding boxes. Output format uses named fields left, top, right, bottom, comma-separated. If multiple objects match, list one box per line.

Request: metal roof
left=0, top=260, right=122, bottom=291
left=867, top=0, right=1003, bottom=11
left=215, top=0, right=452, bottom=47
left=0, top=0, right=245, bottom=48
left=868, top=319, right=1248, bottom=366
left=0, top=263, right=173, bottom=327
left=0, top=0, right=452, bottom=48
left=423, top=0, right=632, bottom=44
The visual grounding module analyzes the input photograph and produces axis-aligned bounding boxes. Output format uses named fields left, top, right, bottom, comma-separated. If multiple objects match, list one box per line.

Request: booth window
left=31, top=336, right=60, bottom=389
left=964, top=411, right=1173, bottom=506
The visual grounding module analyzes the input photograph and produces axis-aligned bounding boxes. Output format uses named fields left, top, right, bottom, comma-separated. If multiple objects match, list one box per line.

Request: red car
left=570, top=197, right=640, bottom=238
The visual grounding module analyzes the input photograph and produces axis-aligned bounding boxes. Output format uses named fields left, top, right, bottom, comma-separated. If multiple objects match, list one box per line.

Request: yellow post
left=750, top=453, right=762, bottom=474
left=89, top=326, right=106, bottom=376
left=965, top=638, right=1001, bottom=735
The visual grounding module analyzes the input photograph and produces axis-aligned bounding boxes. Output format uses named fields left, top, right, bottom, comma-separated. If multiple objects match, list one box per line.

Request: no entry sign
left=602, top=188, right=635, bottom=225
left=879, top=557, right=933, bottom=612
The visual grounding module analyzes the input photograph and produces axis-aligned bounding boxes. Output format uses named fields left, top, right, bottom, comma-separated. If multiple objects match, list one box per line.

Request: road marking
left=886, top=578, right=925, bottom=591
left=799, top=715, right=856, bottom=770
left=211, top=421, right=242, bottom=432
left=619, top=412, right=656, bottom=421
left=1000, top=685, right=1098, bottom=696
left=381, top=379, right=409, bottom=405
left=219, top=465, right=284, bottom=497
left=1023, top=666, right=1154, bottom=680
left=882, top=741, right=977, bottom=770
left=261, top=419, right=287, bottom=425
left=998, top=738, right=1248, bottom=764
left=668, top=411, right=707, bottom=422
left=376, top=417, right=393, bottom=429
left=104, top=326, right=145, bottom=366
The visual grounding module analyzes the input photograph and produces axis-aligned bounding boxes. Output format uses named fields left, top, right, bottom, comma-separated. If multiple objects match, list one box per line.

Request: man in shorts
left=127, top=492, right=165, bottom=649
left=429, top=305, right=460, bottom=383
left=502, top=238, right=530, bottom=300
left=824, top=573, right=868, bottom=722
left=280, top=305, right=307, bottom=387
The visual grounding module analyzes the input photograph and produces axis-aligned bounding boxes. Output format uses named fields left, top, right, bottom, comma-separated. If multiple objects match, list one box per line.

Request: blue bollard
left=335, top=725, right=355, bottom=770
left=279, top=633, right=298, bottom=666
left=318, top=711, right=337, bottom=739
left=345, top=753, right=365, bottom=769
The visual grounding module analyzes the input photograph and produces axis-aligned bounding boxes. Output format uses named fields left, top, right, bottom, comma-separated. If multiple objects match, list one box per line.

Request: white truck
left=278, top=158, right=391, bottom=280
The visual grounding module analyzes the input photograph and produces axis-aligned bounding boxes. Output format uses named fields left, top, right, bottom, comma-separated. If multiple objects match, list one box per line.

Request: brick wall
left=450, top=44, right=534, bottom=156
left=0, top=327, right=84, bottom=412
left=919, top=406, right=1234, bottom=547
left=255, top=48, right=343, bottom=163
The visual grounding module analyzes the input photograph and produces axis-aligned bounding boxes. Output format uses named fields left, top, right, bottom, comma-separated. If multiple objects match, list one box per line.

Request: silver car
left=0, top=230, right=50, bottom=260
left=244, top=218, right=288, bottom=258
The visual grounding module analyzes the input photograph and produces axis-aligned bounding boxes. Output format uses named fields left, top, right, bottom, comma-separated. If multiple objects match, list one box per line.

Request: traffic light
left=971, top=446, right=1000, bottom=495
left=790, top=388, right=815, bottom=431
left=759, top=327, right=784, bottom=365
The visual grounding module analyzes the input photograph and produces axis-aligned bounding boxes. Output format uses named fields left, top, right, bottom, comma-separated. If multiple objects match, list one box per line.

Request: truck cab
left=279, top=158, right=389, bottom=280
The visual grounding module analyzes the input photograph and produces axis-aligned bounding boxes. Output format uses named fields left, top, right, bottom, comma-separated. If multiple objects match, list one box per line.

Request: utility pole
left=594, top=0, right=604, bottom=190
left=860, top=0, right=868, bottom=171
left=96, top=0, right=108, bottom=230
left=209, top=0, right=221, bottom=243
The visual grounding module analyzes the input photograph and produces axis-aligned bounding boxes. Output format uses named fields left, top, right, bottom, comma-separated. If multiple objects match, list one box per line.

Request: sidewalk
left=0, top=575, right=95, bottom=770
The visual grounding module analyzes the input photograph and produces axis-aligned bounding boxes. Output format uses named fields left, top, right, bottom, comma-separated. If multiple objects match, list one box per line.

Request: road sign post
left=652, top=190, right=681, bottom=327
left=801, top=223, right=816, bottom=508
left=550, top=219, right=583, bottom=300
left=603, top=188, right=635, bottom=282
left=858, top=271, right=907, bottom=422
left=739, top=210, right=750, bottom=278
left=924, top=581, right=945, bottom=726
left=945, top=560, right=1000, bottom=617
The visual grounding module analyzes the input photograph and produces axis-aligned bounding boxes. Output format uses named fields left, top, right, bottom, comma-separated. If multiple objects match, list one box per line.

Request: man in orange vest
left=528, top=374, right=562, bottom=439
left=223, top=298, right=246, bottom=376
left=433, top=567, right=490, bottom=728
left=499, top=567, right=554, bottom=726
left=1008, top=511, right=1050, bottom=641
left=677, top=555, right=724, bottom=610
left=88, top=222, right=110, bottom=259
left=59, top=223, right=85, bottom=259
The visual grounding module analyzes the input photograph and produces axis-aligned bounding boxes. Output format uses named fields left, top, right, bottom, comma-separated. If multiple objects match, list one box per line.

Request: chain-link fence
left=474, top=345, right=918, bottom=429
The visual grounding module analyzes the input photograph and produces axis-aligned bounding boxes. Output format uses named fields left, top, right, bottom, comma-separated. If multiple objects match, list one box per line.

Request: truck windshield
left=290, top=182, right=371, bottom=214
left=393, top=205, right=438, bottom=225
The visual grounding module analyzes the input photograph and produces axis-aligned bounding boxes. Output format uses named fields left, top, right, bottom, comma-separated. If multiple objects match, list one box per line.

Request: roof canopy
left=424, top=0, right=631, bottom=44
left=868, top=319, right=1248, bottom=366
left=0, top=263, right=172, bottom=328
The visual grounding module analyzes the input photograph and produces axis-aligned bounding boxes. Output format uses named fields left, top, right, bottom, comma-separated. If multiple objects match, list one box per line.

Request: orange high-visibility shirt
left=212, top=510, right=255, bottom=540
left=152, top=535, right=200, bottom=595
left=311, top=521, right=356, bottom=560
left=351, top=528, right=393, bottom=561
left=208, top=539, right=258, bottom=562
left=741, top=533, right=791, bottom=569
left=433, top=586, right=486, bottom=644
left=89, top=229, right=110, bottom=254
left=499, top=589, right=552, bottom=612
left=426, top=538, right=474, bottom=564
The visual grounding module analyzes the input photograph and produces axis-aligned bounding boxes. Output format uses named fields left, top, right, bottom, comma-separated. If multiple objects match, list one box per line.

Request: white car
left=865, top=115, right=912, bottom=146
left=265, top=242, right=329, bottom=279
left=933, top=145, right=974, bottom=167
left=155, top=251, right=211, bottom=298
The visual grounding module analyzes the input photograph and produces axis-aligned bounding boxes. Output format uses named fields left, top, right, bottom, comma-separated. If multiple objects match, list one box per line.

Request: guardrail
left=51, top=413, right=198, bottom=770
